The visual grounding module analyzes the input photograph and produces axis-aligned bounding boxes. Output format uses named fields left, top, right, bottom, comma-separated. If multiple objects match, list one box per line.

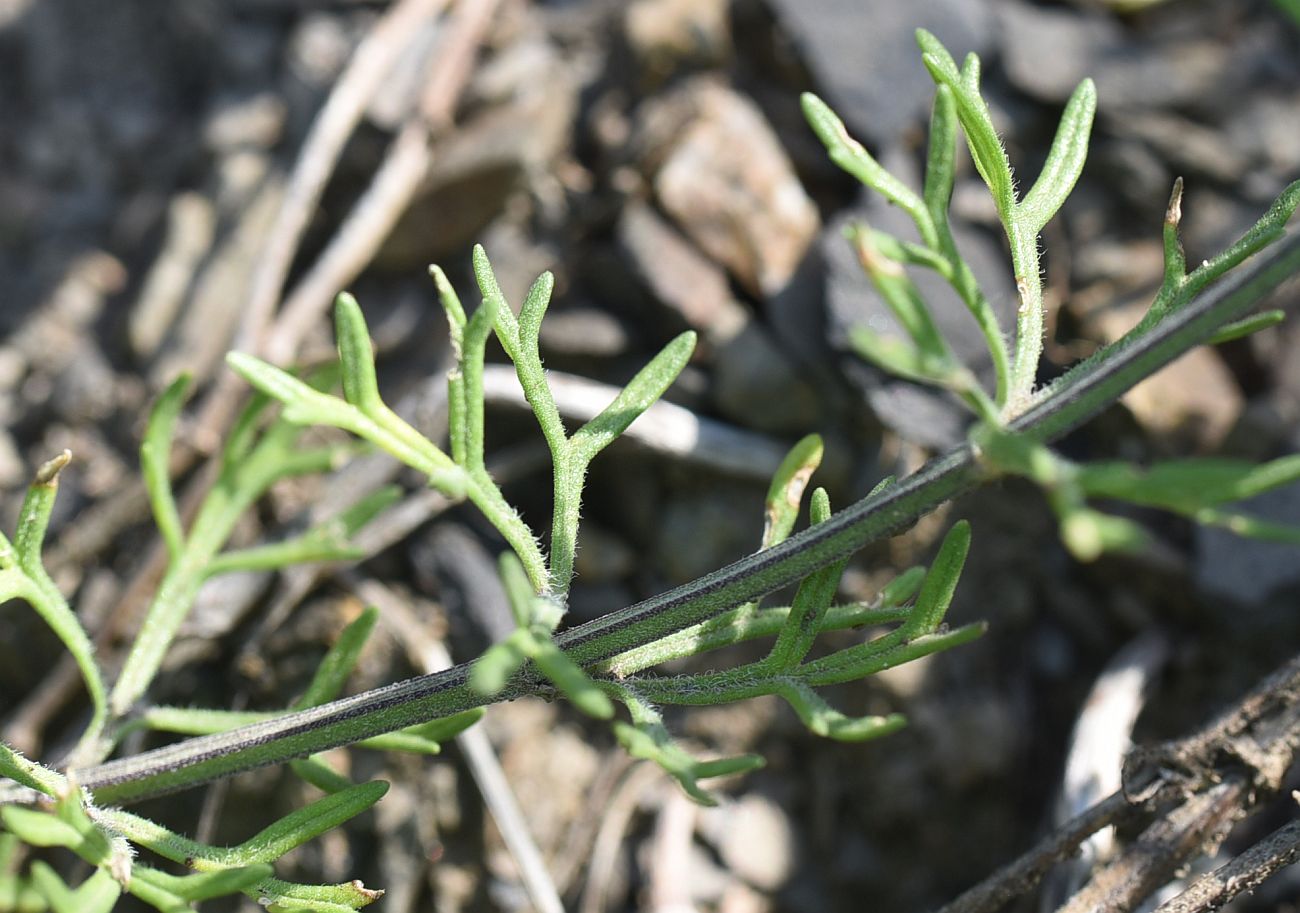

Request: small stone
left=697, top=795, right=795, bottom=891
left=380, top=63, right=577, bottom=267
left=645, top=79, right=819, bottom=297
left=1090, top=301, right=1243, bottom=452
left=537, top=307, right=630, bottom=358
left=1195, top=483, right=1300, bottom=606
left=204, top=91, right=286, bottom=152
left=998, top=0, right=1231, bottom=110
left=768, top=0, right=995, bottom=143
left=617, top=201, right=746, bottom=340
left=617, top=201, right=821, bottom=432
left=625, top=0, right=731, bottom=82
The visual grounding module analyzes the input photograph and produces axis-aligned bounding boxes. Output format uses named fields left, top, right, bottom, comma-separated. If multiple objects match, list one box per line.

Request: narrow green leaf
left=0, top=742, right=66, bottom=797
left=800, top=93, right=932, bottom=241
left=916, top=30, right=1015, bottom=219
left=256, top=875, right=383, bottom=911
left=777, top=680, right=907, bottom=742
left=227, top=353, right=331, bottom=418
left=133, top=863, right=272, bottom=903
left=612, top=713, right=763, bottom=807
left=865, top=229, right=952, bottom=276
left=15, top=452, right=69, bottom=575
left=899, top=520, right=970, bottom=638
left=960, top=51, right=981, bottom=94
left=518, top=272, right=555, bottom=354
left=1205, top=309, right=1284, bottom=345
left=498, top=552, right=539, bottom=629
left=923, top=85, right=959, bottom=224
left=849, top=327, right=950, bottom=386
left=221, top=389, right=275, bottom=468
left=1077, top=455, right=1300, bottom=510
left=570, top=332, right=696, bottom=463
left=878, top=566, right=927, bottom=607
left=230, top=780, right=388, bottom=865
left=850, top=226, right=951, bottom=361
left=809, top=487, right=831, bottom=525
left=762, top=435, right=823, bottom=549
left=1018, top=79, right=1097, bottom=233
left=30, top=864, right=120, bottom=913
left=1194, top=508, right=1300, bottom=545
left=532, top=639, right=615, bottom=719
left=459, top=282, right=500, bottom=471
left=0, top=807, right=82, bottom=850
left=469, top=629, right=530, bottom=696
left=290, top=756, right=355, bottom=793
left=1182, top=179, right=1300, bottom=300
left=471, top=245, right=520, bottom=362
left=7, top=455, right=107, bottom=745
left=297, top=607, right=379, bottom=708
left=334, top=294, right=382, bottom=413
left=141, top=374, right=191, bottom=560
left=1060, top=508, right=1147, bottom=562
left=429, top=265, right=467, bottom=341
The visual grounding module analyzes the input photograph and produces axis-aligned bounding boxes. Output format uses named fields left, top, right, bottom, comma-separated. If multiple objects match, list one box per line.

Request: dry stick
left=348, top=575, right=566, bottom=913
left=579, top=764, right=664, bottom=913
left=1055, top=780, right=1247, bottom=913
left=1152, top=815, right=1300, bottom=913
left=195, top=0, right=452, bottom=451
left=935, top=791, right=1145, bottom=913
left=241, top=0, right=452, bottom=359
left=263, top=0, right=502, bottom=367
left=480, top=364, right=791, bottom=481
left=3, top=0, right=455, bottom=746
left=940, top=648, right=1300, bottom=913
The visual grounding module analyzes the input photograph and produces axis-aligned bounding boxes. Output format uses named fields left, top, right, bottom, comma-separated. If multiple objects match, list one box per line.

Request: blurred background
left=2, top=0, right=1300, bottom=910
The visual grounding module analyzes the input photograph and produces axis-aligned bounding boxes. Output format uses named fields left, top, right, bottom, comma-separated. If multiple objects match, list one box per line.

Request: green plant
left=1, top=28, right=1298, bottom=912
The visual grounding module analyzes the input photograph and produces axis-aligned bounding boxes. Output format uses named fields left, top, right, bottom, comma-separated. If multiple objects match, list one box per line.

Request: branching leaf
left=916, top=29, right=1015, bottom=218
left=613, top=696, right=763, bottom=806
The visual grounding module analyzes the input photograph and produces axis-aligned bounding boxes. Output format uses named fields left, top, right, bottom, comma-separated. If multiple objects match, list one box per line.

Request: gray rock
left=1195, top=483, right=1300, bottom=606
left=997, top=0, right=1233, bottom=111
left=624, top=0, right=732, bottom=83
left=768, top=0, right=995, bottom=144
left=643, top=79, right=820, bottom=298
left=697, top=794, right=796, bottom=891
left=616, top=202, right=822, bottom=432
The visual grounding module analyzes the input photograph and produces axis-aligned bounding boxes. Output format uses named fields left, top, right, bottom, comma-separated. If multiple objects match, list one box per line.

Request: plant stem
left=54, top=232, right=1300, bottom=805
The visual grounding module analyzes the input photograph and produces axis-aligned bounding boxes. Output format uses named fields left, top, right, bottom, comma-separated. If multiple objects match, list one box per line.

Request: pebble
left=616, top=201, right=821, bottom=432
left=1089, top=300, right=1243, bottom=452
left=624, top=0, right=731, bottom=82
left=697, top=794, right=795, bottom=891
left=1195, top=483, right=1300, bottom=606
left=768, top=0, right=995, bottom=143
left=643, top=79, right=819, bottom=297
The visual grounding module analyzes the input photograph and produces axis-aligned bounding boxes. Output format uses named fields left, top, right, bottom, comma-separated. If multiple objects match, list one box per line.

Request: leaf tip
left=34, top=450, right=72, bottom=487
